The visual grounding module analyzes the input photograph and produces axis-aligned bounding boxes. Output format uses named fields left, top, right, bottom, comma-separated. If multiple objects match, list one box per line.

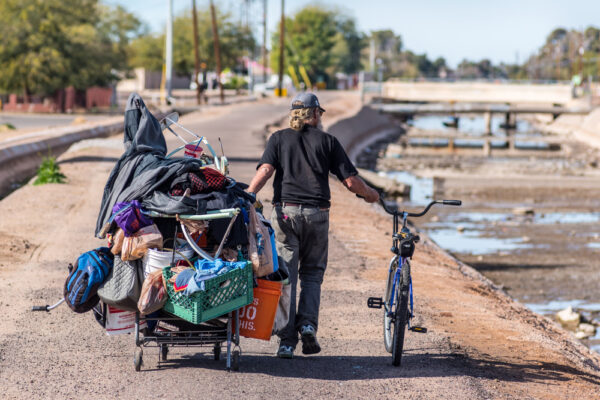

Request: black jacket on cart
left=95, top=93, right=203, bottom=238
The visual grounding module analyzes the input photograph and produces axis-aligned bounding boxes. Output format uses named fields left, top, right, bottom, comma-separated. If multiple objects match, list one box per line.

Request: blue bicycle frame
left=388, top=258, right=413, bottom=327
left=387, top=211, right=414, bottom=329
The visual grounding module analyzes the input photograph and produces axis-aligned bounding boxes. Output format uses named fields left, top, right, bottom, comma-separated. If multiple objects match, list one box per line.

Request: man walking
left=247, top=93, right=379, bottom=358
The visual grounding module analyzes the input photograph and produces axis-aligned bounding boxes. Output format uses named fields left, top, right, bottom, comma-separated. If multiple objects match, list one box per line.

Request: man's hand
left=343, top=175, right=380, bottom=203
left=365, top=187, right=380, bottom=203
left=246, top=191, right=257, bottom=203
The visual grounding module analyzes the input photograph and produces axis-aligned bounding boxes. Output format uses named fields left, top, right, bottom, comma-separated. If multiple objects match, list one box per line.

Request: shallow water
left=427, top=228, right=532, bottom=255
left=408, top=115, right=536, bottom=136
left=440, top=211, right=600, bottom=225
left=384, top=171, right=433, bottom=205
left=525, top=299, right=600, bottom=315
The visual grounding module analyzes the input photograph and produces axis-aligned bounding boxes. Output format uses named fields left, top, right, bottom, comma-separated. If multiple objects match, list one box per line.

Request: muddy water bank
left=359, top=114, right=600, bottom=353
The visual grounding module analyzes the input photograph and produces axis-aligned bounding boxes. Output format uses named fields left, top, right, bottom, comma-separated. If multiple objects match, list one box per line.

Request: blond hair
left=289, top=107, right=314, bottom=131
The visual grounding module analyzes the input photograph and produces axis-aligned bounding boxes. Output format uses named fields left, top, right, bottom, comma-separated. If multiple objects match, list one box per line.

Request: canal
left=364, top=114, right=600, bottom=353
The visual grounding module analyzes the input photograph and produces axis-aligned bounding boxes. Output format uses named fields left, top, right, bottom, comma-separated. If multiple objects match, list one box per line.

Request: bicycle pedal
left=367, top=297, right=384, bottom=309
left=409, top=326, right=427, bottom=333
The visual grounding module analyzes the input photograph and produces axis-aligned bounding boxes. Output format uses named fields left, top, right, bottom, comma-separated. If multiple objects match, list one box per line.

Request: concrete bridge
left=372, top=102, right=591, bottom=134
left=397, top=132, right=564, bottom=154
left=379, top=81, right=574, bottom=105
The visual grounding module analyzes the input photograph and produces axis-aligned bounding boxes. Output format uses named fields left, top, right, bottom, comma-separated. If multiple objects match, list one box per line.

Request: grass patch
left=0, top=123, right=16, bottom=131
left=33, top=155, right=66, bottom=185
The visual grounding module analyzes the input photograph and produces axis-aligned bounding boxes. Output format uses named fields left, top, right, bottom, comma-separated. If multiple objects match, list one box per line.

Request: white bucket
left=143, top=245, right=194, bottom=277
left=105, top=306, right=146, bottom=336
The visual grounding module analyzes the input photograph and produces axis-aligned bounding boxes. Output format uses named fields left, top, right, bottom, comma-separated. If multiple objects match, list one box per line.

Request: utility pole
left=245, top=0, right=253, bottom=94
left=210, top=0, right=224, bottom=104
left=262, top=0, right=268, bottom=83
left=370, top=38, right=375, bottom=72
left=165, top=0, right=173, bottom=102
left=192, top=0, right=201, bottom=105
left=277, top=0, right=285, bottom=96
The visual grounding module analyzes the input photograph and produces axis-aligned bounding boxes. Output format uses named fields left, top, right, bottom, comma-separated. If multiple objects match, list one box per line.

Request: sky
left=105, top=0, right=600, bottom=68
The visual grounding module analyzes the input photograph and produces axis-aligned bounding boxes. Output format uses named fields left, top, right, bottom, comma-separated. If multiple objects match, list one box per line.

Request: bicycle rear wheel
left=383, top=256, right=398, bottom=353
left=392, top=260, right=410, bottom=366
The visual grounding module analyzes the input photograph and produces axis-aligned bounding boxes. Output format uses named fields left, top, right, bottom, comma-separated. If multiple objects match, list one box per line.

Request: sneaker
left=300, top=325, right=321, bottom=355
left=276, top=345, right=294, bottom=359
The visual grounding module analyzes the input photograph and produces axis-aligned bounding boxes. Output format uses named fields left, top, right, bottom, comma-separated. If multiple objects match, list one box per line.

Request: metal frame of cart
left=133, top=207, right=248, bottom=372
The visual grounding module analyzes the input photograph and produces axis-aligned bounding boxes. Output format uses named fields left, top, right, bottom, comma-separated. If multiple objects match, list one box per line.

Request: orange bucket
left=238, top=279, right=282, bottom=340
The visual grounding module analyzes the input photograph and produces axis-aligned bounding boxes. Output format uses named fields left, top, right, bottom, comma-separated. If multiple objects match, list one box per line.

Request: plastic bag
left=112, top=200, right=153, bottom=237
left=121, top=224, right=163, bottom=261
left=272, top=283, right=291, bottom=335
left=137, top=269, right=167, bottom=315
left=248, top=207, right=275, bottom=277
left=110, top=228, right=125, bottom=255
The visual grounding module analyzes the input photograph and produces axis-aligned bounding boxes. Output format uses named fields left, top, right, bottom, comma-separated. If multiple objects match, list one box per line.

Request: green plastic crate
left=162, top=262, right=253, bottom=324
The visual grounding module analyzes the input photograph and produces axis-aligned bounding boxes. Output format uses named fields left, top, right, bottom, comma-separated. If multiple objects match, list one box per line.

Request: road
left=0, top=93, right=599, bottom=399
left=0, top=112, right=110, bottom=130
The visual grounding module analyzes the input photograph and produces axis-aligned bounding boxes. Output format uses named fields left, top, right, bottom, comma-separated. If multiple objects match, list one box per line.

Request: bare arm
left=247, top=163, right=275, bottom=194
left=343, top=175, right=380, bottom=203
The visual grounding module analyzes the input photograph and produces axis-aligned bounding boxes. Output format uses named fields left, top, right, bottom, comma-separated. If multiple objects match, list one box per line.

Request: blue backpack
left=64, top=248, right=113, bottom=313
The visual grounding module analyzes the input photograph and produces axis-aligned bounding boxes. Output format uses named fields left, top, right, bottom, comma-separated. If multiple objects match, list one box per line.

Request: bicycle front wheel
left=392, top=260, right=410, bottom=366
left=383, top=256, right=398, bottom=353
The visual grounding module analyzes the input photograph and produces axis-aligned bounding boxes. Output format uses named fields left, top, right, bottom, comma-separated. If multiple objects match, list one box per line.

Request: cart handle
left=144, top=208, right=240, bottom=221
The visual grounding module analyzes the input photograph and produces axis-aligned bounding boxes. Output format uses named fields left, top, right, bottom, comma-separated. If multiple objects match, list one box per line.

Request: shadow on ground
left=139, top=349, right=600, bottom=384
left=59, top=156, right=120, bottom=164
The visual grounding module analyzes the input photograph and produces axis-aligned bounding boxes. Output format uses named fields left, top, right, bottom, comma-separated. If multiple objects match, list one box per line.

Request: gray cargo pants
left=271, top=204, right=329, bottom=348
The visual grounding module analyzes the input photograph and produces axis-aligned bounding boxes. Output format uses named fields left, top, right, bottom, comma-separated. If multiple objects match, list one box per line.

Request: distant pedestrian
left=247, top=93, right=379, bottom=358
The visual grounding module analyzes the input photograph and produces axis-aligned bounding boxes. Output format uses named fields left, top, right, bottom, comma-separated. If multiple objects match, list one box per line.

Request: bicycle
left=367, top=197, right=461, bottom=366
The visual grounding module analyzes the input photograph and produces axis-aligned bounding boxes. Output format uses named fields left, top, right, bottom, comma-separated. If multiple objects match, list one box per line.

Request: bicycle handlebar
left=379, top=197, right=461, bottom=217
left=442, top=200, right=462, bottom=206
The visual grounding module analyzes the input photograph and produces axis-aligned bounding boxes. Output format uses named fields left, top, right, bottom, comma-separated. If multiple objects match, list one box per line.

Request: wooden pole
left=277, top=0, right=285, bottom=96
left=192, top=0, right=201, bottom=105
left=165, top=0, right=173, bottom=101
left=210, top=0, right=224, bottom=104
left=262, top=0, right=268, bottom=83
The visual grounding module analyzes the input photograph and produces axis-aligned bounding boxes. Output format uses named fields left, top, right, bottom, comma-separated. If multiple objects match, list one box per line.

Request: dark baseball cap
left=290, top=92, right=325, bottom=112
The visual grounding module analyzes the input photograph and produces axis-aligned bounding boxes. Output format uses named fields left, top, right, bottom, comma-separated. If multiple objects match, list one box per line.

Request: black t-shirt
left=257, top=125, right=358, bottom=207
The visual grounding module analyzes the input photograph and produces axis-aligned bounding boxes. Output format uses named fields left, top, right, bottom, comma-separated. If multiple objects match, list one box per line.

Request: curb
left=0, top=120, right=124, bottom=196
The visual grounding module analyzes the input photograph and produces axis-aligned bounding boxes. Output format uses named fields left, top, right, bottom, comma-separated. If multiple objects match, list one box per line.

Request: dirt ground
left=0, top=96, right=599, bottom=399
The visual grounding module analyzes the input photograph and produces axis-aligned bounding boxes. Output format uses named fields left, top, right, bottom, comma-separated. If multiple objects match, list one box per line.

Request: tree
left=0, top=0, right=141, bottom=97
left=270, top=6, right=362, bottom=87
left=271, top=6, right=338, bottom=86
left=128, top=7, right=254, bottom=76
left=361, top=30, right=404, bottom=79
left=333, top=14, right=364, bottom=74
left=128, top=34, right=164, bottom=72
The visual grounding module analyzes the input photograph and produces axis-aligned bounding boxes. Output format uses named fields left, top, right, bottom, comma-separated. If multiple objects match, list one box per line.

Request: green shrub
left=34, top=155, right=66, bottom=185
left=223, top=76, right=247, bottom=90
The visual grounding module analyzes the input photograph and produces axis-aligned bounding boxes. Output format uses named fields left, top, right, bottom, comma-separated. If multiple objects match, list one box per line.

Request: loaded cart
left=133, top=208, right=254, bottom=372
left=34, top=93, right=284, bottom=373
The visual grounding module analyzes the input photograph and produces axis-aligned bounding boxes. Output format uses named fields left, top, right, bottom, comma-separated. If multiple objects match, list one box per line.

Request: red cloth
left=170, top=168, right=227, bottom=196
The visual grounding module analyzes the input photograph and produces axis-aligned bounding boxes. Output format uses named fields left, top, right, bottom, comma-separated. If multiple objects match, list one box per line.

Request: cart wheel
left=213, top=344, right=221, bottom=361
left=134, top=348, right=143, bottom=372
left=232, top=350, right=240, bottom=371
left=160, top=344, right=168, bottom=361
